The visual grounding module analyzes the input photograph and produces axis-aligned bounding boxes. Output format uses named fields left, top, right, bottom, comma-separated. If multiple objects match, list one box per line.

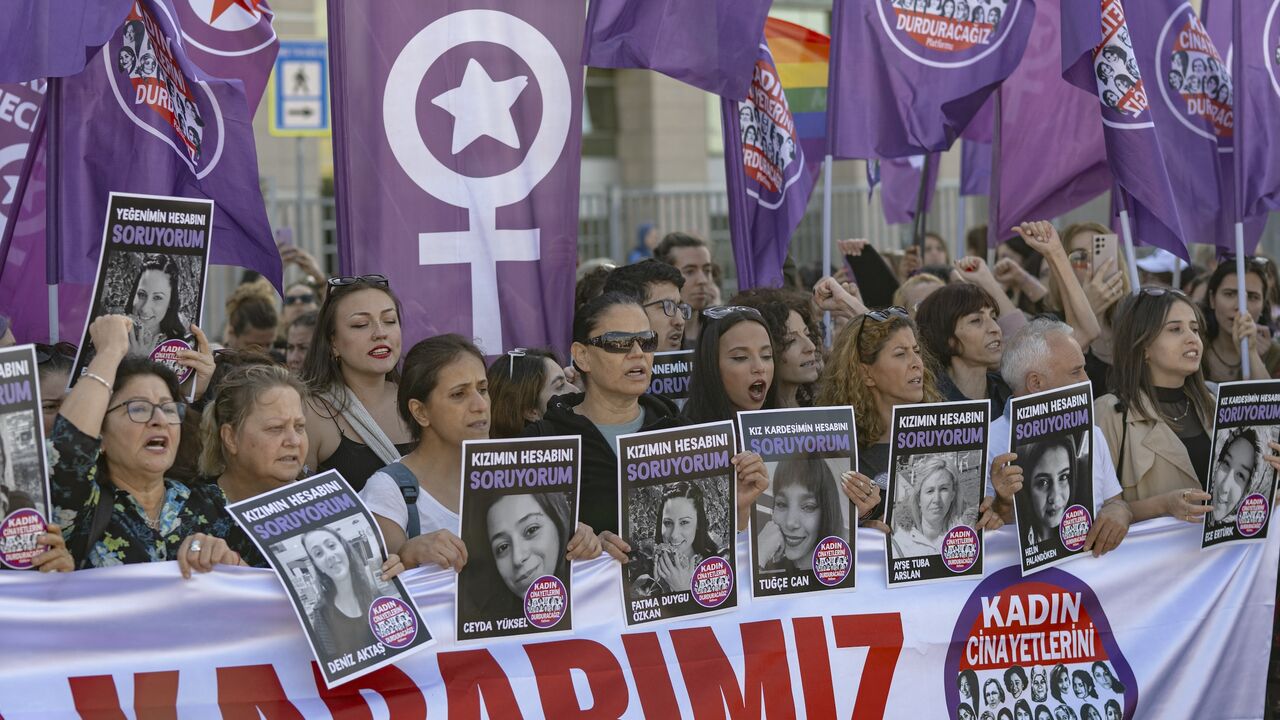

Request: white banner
left=0, top=518, right=1274, bottom=719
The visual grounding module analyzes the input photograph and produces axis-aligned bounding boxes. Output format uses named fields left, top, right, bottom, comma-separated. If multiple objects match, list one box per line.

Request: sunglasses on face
left=583, top=331, right=659, bottom=354
left=644, top=298, right=692, bottom=320
left=702, top=305, right=763, bottom=321
left=35, top=342, right=77, bottom=364
left=327, top=274, right=389, bottom=289
left=855, top=305, right=910, bottom=351
left=106, top=399, right=187, bottom=425
left=284, top=292, right=316, bottom=306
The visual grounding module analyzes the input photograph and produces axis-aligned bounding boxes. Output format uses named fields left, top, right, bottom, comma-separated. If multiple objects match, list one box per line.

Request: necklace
left=1208, top=341, right=1241, bottom=373
left=1163, top=396, right=1191, bottom=423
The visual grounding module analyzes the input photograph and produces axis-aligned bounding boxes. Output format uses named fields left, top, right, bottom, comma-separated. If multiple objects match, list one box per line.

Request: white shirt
left=988, top=409, right=1124, bottom=510
left=360, top=469, right=460, bottom=536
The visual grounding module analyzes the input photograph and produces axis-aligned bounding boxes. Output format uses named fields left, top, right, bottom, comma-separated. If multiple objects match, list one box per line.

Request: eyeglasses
left=644, top=298, right=692, bottom=320
left=284, top=292, right=316, bottom=306
left=507, top=347, right=527, bottom=376
left=855, top=306, right=910, bottom=351
left=583, top=331, right=659, bottom=354
left=327, top=274, right=389, bottom=289
left=1217, top=254, right=1270, bottom=271
left=35, top=342, right=77, bottom=364
left=702, top=305, right=763, bottom=321
left=1137, top=286, right=1186, bottom=299
left=106, top=399, right=187, bottom=425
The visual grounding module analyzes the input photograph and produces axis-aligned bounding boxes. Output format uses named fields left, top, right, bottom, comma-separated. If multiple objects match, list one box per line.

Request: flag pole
left=1116, top=189, right=1140, bottom=294
left=987, top=88, right=1002, bottom=268
left=956, top=193, right=966, bottom=264
left=913, top=154, right=931, bottom=252
left=822, top=154, right=834, bottom=347
left=1232, top=0, right=1250, bottom=378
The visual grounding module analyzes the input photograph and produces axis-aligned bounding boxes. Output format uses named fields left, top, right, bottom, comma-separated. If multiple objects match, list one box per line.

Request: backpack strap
left=381, top=462, right=421, bottom=539
left=75, top=481, right=117, bottom=570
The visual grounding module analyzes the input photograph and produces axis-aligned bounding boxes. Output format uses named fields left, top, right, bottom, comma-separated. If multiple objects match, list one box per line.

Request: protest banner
left=0, top=520, right=1274, bottom=718
left=0, top=345, right=50, bottom=569
left=1009, top=381, right=1095, bottom=575
left=647, top=350, right=694, bottom=407
left=457, top=435, right=580, bottom=643
left=618, top=420, right=737, bottom=626
left=70, top=192, right=213, bottom=393
left=1202, top=380, right=1280, bottom=549
left=737, top=406, right=857, bottom=598
left=226, top=470, right=433, bottom=688
left=886, top=400, right=989, bottom=587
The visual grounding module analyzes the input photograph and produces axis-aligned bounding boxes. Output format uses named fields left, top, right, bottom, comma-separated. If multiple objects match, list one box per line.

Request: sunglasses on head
left=284, top=292, right=316, bottom=306
left=1136, top=286, right=1186, bottom=299
left=507, top=348, right=527, bottom=376
left=855, top=306, right=910, bottom=351
left=583, top=331, right=659, bottom=353
left=327, top=274, right=389, bottom=289
left=702, top=305, right=763, bottom=321
left=35, top=342, right=77, bottom=364
left=1217, top=254, right=1270, bottom=270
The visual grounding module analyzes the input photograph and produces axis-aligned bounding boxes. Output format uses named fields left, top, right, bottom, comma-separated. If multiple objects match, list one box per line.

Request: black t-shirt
left=857, top=442, right=891, bottom=521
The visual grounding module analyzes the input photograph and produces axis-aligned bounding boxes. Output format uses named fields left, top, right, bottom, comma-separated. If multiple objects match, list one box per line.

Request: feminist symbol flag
left=172, top=0, right=279, bottom=111
left=328, top=0, right=585, bottom=356
left=49, top=0, right=281, bottom=288
left=827, top=0, right=1036, bottom=159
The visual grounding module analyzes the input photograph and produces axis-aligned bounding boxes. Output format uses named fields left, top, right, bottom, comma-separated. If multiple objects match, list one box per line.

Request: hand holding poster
left=618, top=421, right=737, bottom=626
left=737, top=406, right=858, bottom=598
left=1009, top=381, right=1095, bottom=574
left=886, top=400, right=990, bottom=587
left=0, top=345, right=51, bottom=569
left=226, top=470, right=433, bottom=688
left=648, top=350, right=694, bottom=407
left=1202, top=380, right=1280, bottom=548
left=457, top=435, right=580, bottom=643
left=70, top=193, right=213, bottom=390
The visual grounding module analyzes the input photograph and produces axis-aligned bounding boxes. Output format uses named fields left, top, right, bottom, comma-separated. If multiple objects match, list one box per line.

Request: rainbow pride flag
left=765, top=17, right=830, bottom=162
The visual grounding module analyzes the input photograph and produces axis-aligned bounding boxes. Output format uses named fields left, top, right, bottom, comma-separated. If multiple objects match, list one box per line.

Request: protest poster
left=456, top=435, right=581, bottom=643
left=885, top=400, right=989, bottom=587
left=225, top=470, right=433, bottom=688
left=648, top=350, right=694, bottom=407
left=0, top=345, right=51, bottom=569
left=1009, top=381, right=1095, bottom=575
left=70, top=193, right=214, bottom=393
left=618, top=420, right=737, bottom=626
left=737, top=406, right=857, bottom=598
left=1202, top=380, right=1280, bottom=549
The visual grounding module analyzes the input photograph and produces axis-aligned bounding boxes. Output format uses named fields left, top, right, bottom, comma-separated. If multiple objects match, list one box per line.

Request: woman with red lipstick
left=301, top=275, right=414, bottom=493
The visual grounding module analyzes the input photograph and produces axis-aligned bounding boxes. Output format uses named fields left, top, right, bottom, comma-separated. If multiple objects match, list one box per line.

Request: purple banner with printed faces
left=172, top=0, right=279, bottom=111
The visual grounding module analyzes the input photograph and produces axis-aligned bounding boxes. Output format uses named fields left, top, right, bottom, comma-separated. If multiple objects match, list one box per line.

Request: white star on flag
left=431, top=58, right=528, bottom=155
left=2, top=174, right=17, bottom=207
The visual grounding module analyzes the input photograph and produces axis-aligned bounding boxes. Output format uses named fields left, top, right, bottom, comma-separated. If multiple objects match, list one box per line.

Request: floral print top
left=49, top=415, right=257, bottom=568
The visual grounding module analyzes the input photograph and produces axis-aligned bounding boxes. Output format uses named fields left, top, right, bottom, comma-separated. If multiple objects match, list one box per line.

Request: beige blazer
left=1095, top=393, right=1201, bottom=502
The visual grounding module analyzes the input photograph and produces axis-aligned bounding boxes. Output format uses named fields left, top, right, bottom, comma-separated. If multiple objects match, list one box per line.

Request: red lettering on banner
left=621, top=632, right=682, bottom=717
left=68, top=671, right=179, bottom=720
left=308, top=662, right=427, bottom=719
left=216, top=665, right=303, bottom=720
left=832, top=613, right=903, bottom=720
left=525, top=639, right=629, bottom=718
left=792, top=617, right=837, bottom=719
left=438, top=649, right=524, bottom=719
left=670, top=620, right=797, bottom=720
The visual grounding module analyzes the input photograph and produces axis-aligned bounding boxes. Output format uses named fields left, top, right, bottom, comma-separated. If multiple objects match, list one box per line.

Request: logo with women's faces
left=1156, top=4, right=1233, bottom=142
left=738, top=50, right=800, bottom=201
left=367, top=595, right=417, bottom=648
left=1093, top=0, right=1150, bottom=125
left=1268, top=1, right=1280, bottom=100
left=691, top=555, right=733, bottom=607
left=1236, top=493, right=1269, bottom=536
left=0, top=508, right=45, bottom=569
left=812, top=535, right=852, bottom=585
left=149, top=338, right=194, bottom=384
left=523, top=574, right=567, bottom=628
left=946, top=567, right=1137, bottom=720
left=879, top=0, right=1024, bottom=67
left=1057, top=505, right=1091, bottom=551
left=942, top=525, right=979, bottom=572
left=104, top=1, right=225, bottom=178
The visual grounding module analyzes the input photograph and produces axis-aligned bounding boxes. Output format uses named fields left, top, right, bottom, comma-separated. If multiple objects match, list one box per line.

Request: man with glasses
left=604, top=260, right=690, bottom=352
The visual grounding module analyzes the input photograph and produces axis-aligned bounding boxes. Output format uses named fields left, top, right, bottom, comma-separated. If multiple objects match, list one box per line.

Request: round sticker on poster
left=1236, top=493, right=1269, bottom=537
left=691, top=555, right=733, bottom=608
left=877, top=0, right=1027, bottom=68
left=368, top=596, right=417, bottom=648
left=941, top=525, right=979, bottom=573
left=0, top=509, right=46, bottom=570
left=812, top=535, right=853, bottom=586
left=1059, top=504, right=1092, bottom=551
left=150, top=339, right=194, bottom=384
left=944, top=567, right=1139, bottom=720
left=524, top=574, right=568, bottom=629
left=1155, top=4, right=1233, bottom=141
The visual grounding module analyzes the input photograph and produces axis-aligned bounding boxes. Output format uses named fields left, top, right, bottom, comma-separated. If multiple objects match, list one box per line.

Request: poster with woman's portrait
left=71, top=193, right=213, bottom=395
left=618, top=421, right=737, bottom=626
left=738, top=406, right=857, bottom=598
left=1201, top=380, right=1280, bottom=548
left=1009, top=381, right=1095, bottom=575
left=456, top=435, right=580, bottom=643
left=885, top=400, right=989, bottom=587
left=226, top=470, right=433, bottom=688
left=0, top=345, right=52, bottom=569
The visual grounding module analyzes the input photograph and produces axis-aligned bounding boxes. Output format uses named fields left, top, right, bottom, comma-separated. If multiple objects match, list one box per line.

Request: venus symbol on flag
left=382, top=9, right=571, bottom=353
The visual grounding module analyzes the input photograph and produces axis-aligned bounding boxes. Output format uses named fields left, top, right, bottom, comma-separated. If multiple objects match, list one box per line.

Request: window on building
left=583, top=68, right=617, bottom=157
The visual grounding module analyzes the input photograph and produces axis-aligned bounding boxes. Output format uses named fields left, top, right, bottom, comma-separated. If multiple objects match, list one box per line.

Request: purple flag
left=880, top=154, right=939, bottom=225
left=172, top=0, right=279, bottom=111
left=1233, top=0, right=1280, bottom=218
left=48, top=0, right=281, bottom=289
left=827, top=0, right=1036, bottom=159
left=722, top=41, right=821, bottom=289
left=0, top=0, right=134, bottom=83
left=994, top=0, right=1111, bottom=242
left=328, top=0, right=585, bottom=355
left=582, top=0, right=772, bottom=99
left=961, top=140, right=991, bottom=196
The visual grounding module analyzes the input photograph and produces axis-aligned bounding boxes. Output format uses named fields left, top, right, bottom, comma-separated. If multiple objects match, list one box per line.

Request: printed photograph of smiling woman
left=0, top=344, right=52, bottom=569
left=1201, top=379, right=1280, bottom=549
left=71, top=193, right=213, bottom=398
left=737, top=406, right=857, bottom=598
left=456, top=435, right=580, bottom=643
left=884, top=399, right=989, bottom=587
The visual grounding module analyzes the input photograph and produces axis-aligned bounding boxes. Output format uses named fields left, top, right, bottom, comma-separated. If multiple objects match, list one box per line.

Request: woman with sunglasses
left=486, top=348, right=578, bottom=439
left=301, top=275, right=414, bottom=493
left=50, top=315, right=250, bottom=573
left=1200, top=259, right=1276, bottom=382
left=1095, top=289, right=1216, bottom=523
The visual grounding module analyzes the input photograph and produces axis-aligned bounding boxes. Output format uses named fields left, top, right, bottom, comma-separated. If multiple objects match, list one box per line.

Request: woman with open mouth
left=729, top=288, right=823, bottom=408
